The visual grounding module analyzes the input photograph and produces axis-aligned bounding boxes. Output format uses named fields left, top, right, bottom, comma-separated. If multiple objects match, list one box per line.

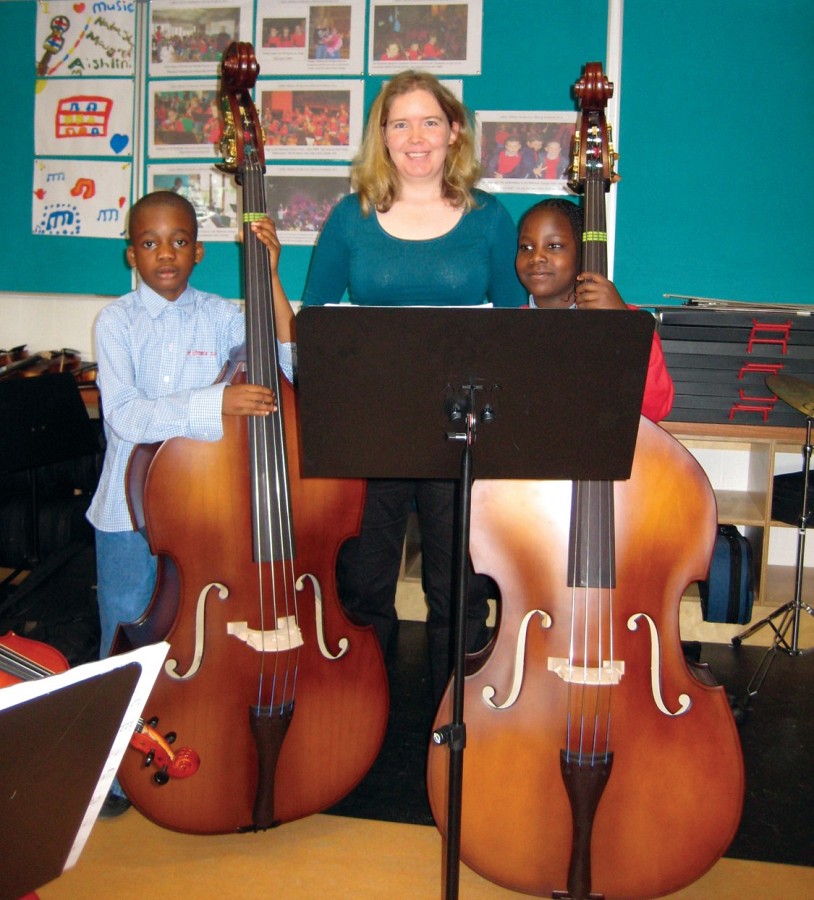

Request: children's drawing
left=35, top=78, right=134, bottom=157
left=34, top=1, right=135, bottom=77
left=32, top=158, right=133, bottom=238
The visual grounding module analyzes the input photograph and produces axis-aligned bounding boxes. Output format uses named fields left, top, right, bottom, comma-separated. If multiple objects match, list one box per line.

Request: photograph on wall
left=32, top=158, right=132, bottom=238
left=265, top=165, right=350, bottom=245
left=34, top=1, right=136, bottom=77
left=257, top=80, right=363, bottom=160
left=148, top=164, right=241, bottom=241
left=149, top=0, right=253, bottom=77
left=148, top=80, right=223, bottom=159
left=476, top=110, right=577, bottom=195
left=368, top=1, right=482, bottom=75
left=34, top=77, right=134, bottom=158
left=256, top=0, right=365, bottom=75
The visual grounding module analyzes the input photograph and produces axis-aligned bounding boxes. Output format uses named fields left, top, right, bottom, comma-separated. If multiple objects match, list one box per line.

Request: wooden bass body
left=427, top=418, right=744, bottom=898
left=118, top=369, right=388, bottom=834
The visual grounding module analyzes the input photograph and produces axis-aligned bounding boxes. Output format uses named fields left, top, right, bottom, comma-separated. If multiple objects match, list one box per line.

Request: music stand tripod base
left=732, top=376, right=814, bottom=705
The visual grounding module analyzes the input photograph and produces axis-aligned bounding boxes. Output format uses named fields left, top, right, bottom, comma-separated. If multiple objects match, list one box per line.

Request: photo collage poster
left=33, top=1, right=576, bottom=243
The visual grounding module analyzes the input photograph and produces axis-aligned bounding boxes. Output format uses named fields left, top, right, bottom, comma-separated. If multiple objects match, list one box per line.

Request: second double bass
left=115, top=43, right=388, bottom=834
left=427, top=63, right=744, bottom=898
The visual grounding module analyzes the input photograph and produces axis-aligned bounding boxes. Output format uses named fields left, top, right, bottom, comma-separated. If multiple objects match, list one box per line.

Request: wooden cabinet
left=662, top=420, right=813, bottom=609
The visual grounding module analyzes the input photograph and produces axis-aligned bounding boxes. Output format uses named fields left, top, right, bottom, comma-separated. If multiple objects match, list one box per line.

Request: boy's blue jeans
left=95, top=528, right=157, bottom=802
left=95, top=528, right=157, bottom=659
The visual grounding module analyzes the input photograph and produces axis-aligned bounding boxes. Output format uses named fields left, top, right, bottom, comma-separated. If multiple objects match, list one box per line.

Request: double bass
left=427, top=63, right=744, bottom=898
left=115, top=42, right=388, bottom=834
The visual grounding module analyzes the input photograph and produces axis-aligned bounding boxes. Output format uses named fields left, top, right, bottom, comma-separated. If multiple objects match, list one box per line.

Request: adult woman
left=301, top=70, right=526, bottom=701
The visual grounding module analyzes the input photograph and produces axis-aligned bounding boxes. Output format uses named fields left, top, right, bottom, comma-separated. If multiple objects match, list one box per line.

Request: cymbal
left=766, top=374, right=814, bottom=416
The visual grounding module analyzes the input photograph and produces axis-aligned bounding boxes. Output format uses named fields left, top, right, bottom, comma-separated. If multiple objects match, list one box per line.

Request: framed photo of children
left=256, top=0, right=366, bottom=76
left=147, top=164, right=240, bottom=241
left=368, top=0, right=483, bottom=75
left=264, top=166, right=351, bottom=245
left=256, top=80, right=364, bottom=160
left=476, top=111, right=578, bottom=196
left=148, top=0, right=253, bottom=77
left=148, top=81, right=223, bottom=159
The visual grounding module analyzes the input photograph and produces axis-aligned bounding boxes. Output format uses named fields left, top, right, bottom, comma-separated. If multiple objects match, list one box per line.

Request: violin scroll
left=128, top=717, right=200, bottom=785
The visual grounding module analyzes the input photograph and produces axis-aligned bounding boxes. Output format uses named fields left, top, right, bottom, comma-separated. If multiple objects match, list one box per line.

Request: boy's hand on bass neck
left=223, top=383, right=277, bottom=416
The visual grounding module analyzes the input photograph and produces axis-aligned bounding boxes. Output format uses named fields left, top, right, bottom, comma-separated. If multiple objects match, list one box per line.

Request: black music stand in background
left=296, top=306, right=654, bottom=898
left=0, top=373, right=98, bottom=582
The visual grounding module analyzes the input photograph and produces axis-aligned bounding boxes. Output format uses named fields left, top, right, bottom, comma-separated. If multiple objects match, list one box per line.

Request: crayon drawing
left=32, top=158, right=132, bottom=238
left=34, top=0, right=136, bottom=77
left=35, top=77, right=134, bottom=157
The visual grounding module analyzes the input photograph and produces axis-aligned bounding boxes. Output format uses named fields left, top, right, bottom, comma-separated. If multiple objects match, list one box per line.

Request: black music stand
left=296, top=306, right=654, bottom=898
left=0, top=372, right=98, bottom=575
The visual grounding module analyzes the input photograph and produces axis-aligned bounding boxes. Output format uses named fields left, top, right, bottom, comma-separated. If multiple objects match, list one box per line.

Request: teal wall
left=615, top=0, right=814, bottom=306
left=2, top=0, right=812, bottom=307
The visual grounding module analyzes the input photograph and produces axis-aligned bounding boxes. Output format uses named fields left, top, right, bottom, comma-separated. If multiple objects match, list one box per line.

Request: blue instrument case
left=699, top=524, right=755, bottom=625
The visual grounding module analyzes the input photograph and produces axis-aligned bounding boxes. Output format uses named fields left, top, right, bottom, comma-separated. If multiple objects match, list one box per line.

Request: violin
left=0, top=631, right=198, bottom=783
left=0, top=631, right=69, bottom=686
left=426, top=63, right=744, bottom=899
left=0, top=347, right=81, bottom=380
left=113, top=41, right=388, bottom=834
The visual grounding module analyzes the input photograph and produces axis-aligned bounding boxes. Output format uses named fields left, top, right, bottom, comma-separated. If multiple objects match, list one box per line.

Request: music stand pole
left=733, top=415, right=814, bottom=703
left=431, top=386, right=487, bottom=898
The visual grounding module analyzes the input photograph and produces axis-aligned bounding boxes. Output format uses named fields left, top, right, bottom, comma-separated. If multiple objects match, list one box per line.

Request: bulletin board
left=2, top=0, right=812, bottom=308
left=1, top=0, right=608, bottom=301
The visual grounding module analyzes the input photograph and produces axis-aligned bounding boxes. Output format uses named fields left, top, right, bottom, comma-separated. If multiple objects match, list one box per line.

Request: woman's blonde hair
left=352, top=70, right=481, bottom=214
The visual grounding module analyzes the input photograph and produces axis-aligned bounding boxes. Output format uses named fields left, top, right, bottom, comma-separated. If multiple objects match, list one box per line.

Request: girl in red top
left=515, top=198, right=674, bottom=421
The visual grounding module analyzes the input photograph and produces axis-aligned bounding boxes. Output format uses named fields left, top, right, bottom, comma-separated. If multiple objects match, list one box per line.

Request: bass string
left=567, top=480, right=616, bottom=764
left=243, top=153, right=300, bottom=712
left=568, top=148, right=616, bottom=762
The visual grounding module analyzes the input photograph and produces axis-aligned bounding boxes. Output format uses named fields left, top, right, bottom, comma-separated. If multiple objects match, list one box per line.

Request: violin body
left=427, top=418, right=743, bottom=897
left=116, top=361, right=388, bottom=834
left=0, top=347, right=82, bottom=380
left=0, top=631, right=69, bottom=686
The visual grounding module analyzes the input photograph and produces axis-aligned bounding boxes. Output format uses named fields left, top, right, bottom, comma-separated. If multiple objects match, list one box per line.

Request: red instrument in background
left=0, top=631, right=69, bottom=687
left=114, top=42, right=388, bottom=834
left=427, top=63, right=744, bottom=899
left=0, top=632, right=197, bottom=782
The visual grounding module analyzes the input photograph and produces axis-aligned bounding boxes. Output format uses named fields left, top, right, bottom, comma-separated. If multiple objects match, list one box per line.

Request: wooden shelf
left=714, top=489, right=765, bottom=526
left=663, top=421, right=808, bottom=608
